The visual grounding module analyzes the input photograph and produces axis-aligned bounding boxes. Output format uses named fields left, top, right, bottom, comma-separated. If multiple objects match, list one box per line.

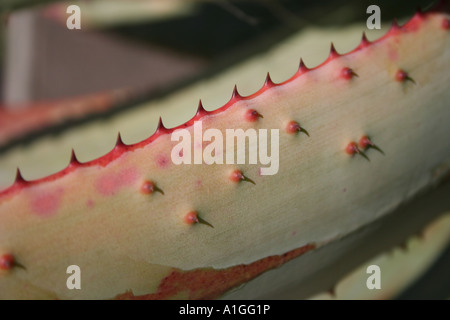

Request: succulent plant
left=0, top=1, right=449, bottom=299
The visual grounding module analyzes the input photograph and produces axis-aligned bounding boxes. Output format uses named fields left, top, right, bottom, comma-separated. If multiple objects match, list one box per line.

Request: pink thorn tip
left=156, top=117, right=168, bottom=133
left=14, top=168, right=26, bottom=184
left=390, top=18, right=401, bottom=32
left=70, top=149, right=80, bottom=165
left=184, top=211, right=214, bottom=228
left=141, top=180, right=164, bottom=195
left=358, top=136, right=373, bottom=149
left=360, top=32, right=370, bottom=47
left=395, top=69, right=415, bottom=84
left=0, top=254, right=15, bottom=270
left=264, top=72, right=275, bottom=87
left=231, top=85, right=242, bottom=99
left=346, top=142, right=359, bottom=155
left=115, top=132, right=125, bottom=147
left=341, top=67, right=358, bottom=80
left=346, top=141, right=370, bottom=161
left=245, top=109, right=263, bottom=122
left=359, top=135, right=385, bottom=155
left=298, top=58, right=309, bottom=73
left=230, top=169, right=255, bottom=185
left=0, top=253, right=25, bottom=270
left=329, top=43, right=339, bottom=58
left=196, top=99, right=207, bottom=116
left=184, top=211, right=199, bottom=224
left=442, top=18, right=450, bottom=30
left=286, top=120, right=309, bottom=136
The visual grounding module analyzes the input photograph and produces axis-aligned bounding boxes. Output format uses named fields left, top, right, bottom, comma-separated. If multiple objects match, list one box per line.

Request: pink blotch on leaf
left=31, top=188, right=63, bottom=217
left=387, top=46, right=398, bottom=61
left=443, top=19, right=450, bottom=30
left=86, top=199, right=95, bottom=208
left=96, top=167, right=138, bottom=196
left=156, top=155, right=170, bottom=169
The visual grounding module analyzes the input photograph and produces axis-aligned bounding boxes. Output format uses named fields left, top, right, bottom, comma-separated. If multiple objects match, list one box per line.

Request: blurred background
left=0, top=0, right=440, bottom=105
left=0, top=0, right=448, bottom=299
